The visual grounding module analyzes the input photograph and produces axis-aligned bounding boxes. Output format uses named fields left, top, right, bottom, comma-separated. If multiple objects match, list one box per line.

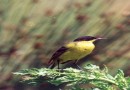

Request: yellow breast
left=59, top=41, right=95, bottom=63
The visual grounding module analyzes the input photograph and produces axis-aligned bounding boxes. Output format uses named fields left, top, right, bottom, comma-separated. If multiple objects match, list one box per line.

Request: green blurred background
left=0, top=0, right=130, bottom=90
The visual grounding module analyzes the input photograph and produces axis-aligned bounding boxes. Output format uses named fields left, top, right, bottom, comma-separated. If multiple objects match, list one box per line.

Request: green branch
left=13, top=64, right=130, bottom=90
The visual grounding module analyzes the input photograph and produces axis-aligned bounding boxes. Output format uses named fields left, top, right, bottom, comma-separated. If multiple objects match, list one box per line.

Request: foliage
left=14, top=64, right=130, bottom=90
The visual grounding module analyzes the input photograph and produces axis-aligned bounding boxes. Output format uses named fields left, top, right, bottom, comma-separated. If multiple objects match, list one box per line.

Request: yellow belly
left=59, top=41, right=95, bottom=63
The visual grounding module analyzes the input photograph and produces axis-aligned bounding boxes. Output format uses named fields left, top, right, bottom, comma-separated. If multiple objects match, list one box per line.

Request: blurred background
left=0, top=0, right=130, bottom=90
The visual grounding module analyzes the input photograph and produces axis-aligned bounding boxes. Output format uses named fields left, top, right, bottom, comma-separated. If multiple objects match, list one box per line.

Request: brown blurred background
left=0, top=0, right=130, bottom=90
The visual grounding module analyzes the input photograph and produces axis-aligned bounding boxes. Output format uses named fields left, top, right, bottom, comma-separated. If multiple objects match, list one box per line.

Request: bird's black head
left=73, top=36, right=104, bottom=42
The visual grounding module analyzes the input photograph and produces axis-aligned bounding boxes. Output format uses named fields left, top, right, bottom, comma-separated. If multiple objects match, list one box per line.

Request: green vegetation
left=14, top=64, right=130, bottom=90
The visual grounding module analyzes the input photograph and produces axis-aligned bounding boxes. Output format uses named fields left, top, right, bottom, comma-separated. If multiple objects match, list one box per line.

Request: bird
left=48, top=36, right=105, bottom=69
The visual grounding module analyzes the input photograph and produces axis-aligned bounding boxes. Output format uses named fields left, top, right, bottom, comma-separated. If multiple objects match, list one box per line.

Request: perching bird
left=48, top=36, right=105, bottom=69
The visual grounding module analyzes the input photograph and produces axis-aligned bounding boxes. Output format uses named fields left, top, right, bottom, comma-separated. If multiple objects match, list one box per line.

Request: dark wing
left=48, top=46, right=68, bottom=65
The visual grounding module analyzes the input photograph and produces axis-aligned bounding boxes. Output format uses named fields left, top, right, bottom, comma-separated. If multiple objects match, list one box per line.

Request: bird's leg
left=74, top=60, right=82, bottom=70
left=57, top=59, right=60, bottom=69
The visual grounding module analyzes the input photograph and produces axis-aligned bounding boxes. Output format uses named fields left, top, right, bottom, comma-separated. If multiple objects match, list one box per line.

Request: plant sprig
left=14, top=64, right=130, bottom=90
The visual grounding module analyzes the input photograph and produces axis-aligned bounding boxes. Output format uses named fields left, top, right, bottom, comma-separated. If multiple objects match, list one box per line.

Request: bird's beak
left=96, top=37, right=107, bottom=40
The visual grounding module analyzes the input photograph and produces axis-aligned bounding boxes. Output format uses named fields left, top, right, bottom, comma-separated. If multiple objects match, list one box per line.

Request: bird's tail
left=48, top=62, right=56, bottom=69
left=48, top=59, right=56, bottom=69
